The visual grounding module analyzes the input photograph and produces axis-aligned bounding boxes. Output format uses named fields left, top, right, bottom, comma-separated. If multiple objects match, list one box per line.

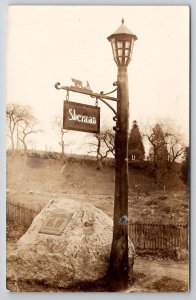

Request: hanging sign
left=63, top=101, right=100, bottom=133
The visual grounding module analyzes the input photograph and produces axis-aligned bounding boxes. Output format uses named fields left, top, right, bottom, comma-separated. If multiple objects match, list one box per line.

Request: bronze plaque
left=63, top=101, right=100, bottom=133
left=39, top=212, right=74, bottom=236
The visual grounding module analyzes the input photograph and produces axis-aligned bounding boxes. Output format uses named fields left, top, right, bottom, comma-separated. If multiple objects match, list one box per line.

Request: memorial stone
left=7, top=199, right=135, bottom=289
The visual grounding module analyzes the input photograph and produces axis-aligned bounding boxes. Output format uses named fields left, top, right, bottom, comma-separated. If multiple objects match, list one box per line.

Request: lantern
left=107, top=19, right=137, bottom=67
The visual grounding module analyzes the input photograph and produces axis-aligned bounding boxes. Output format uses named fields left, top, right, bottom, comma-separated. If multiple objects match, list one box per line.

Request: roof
left=107, top=19, right=137, bottom=41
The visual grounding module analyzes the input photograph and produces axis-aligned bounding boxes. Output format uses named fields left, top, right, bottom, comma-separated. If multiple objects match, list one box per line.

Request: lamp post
left=55, top=18, right=137, bottom=292
left=107, top=19, right=137, bottom=291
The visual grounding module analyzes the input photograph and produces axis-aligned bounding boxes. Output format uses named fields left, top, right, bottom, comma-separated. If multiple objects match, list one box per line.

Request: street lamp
left=55, top=18, right=137, bottom=292
left=108, top=18, right=137, bottom=66
left=107, top=19, right=137, bottom=291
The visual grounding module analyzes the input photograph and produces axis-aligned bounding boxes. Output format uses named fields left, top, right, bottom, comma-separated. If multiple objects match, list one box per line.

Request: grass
left=6, top=152, right=189, bottom=224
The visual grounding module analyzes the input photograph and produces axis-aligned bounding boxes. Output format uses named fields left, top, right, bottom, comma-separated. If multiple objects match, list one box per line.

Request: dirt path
left=128, top=257, right=189, bottom=292
left=135, top=257, right=188, bottom=281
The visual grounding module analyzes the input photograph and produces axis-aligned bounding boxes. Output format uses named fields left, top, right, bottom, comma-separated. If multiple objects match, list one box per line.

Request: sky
left=7, top=5, right=190, bottom=154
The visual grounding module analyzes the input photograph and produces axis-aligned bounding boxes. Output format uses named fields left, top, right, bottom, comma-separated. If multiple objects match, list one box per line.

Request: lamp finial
left=121, top=18, right=124, bottom=24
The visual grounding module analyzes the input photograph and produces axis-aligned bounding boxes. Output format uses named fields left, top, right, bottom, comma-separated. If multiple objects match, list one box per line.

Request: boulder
left=7, top=198, right=135, bottom=289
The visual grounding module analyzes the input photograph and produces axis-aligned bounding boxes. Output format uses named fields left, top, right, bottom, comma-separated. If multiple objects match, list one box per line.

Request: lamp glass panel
left=125, top=49, right=130, bottom=57
left=126, top=57, right=131, bottom=65
left=125, top=57, right=129, bottom=65
left=118, top=49, right=123, bottom=56
left=119, top=57, right=123, bottom=64
left=117, top=41, right=123, bottom=49
left=112, top=50, right=115, bottom=60
left=113, top=51, right=117, bottom=62
left=130, top=41, right=134, bottom=60
left=111, top=45, right=116, bottom=56
left=112, top=41, right=116, bottom=50
left=125, top=41, right=131, bottom=49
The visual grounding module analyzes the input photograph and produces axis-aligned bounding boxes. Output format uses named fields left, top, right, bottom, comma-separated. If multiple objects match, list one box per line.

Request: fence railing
left=7, top=201, right=41, bottom=228
left=129, top=222, right=188, bottom=251
left=7, top=202, right=188, bottom=251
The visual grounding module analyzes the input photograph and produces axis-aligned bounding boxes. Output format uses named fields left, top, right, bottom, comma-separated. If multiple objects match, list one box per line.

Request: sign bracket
left=55, top=82, right=117, bottom=116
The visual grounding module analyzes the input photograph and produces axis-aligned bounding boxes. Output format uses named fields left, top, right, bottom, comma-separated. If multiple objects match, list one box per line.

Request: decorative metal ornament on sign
left=39, top=213, right=74, bottom=236
left=63, top=101, right=100, bottom=133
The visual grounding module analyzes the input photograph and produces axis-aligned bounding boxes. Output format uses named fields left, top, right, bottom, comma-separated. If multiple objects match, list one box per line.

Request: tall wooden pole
left=109, top=66, right=129, bottom=291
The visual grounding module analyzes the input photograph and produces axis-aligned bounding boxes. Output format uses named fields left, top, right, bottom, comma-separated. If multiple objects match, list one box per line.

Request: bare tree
left=180, top=146, right=189, bottom=186
left=143, top=121, right=185, bottom=183
left=6, top=103, right=32, bottom=149
left=6, top=103, right=40, bottom=152
left=52, top=116, right=69, bottom=160
left=17, top=116, right=40, bottom=154
left=88, top=129, right=115, bottom=170
left=167, top=134, right=185, bottom=163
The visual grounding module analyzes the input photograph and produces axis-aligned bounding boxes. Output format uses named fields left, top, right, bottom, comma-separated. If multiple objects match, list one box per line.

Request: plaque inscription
left=39, top=212, right=74, bottom=236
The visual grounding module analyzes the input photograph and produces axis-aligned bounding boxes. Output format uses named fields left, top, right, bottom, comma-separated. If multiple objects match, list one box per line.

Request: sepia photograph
left=6, top=5, right=189, bottom=292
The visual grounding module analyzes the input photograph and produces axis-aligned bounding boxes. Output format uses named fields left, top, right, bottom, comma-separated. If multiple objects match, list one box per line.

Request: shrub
left=128, top=160, right=149, bottom=170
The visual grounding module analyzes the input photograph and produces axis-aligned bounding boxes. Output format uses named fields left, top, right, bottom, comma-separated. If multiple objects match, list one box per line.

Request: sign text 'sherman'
left=63, top=101, right=100, bottom=133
